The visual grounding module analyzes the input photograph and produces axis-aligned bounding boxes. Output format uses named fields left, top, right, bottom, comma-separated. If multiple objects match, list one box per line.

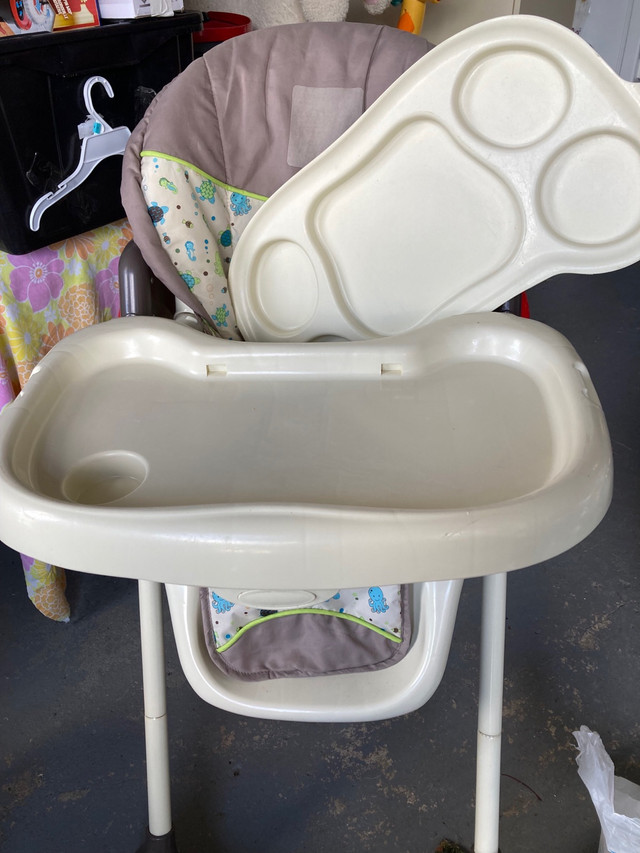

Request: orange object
left=397, top=0, right=440, bottom=35
left=397, top=10, right=414, bottom=31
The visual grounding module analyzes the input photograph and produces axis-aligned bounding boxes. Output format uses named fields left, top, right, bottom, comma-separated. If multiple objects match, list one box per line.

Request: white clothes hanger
left=29, top=75, right=131, bottom=232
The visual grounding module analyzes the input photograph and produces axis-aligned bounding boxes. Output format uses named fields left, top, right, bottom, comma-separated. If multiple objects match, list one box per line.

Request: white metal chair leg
left=138, top=579, right=175, bottom=848
left=473, top=572, right=507, bottom=853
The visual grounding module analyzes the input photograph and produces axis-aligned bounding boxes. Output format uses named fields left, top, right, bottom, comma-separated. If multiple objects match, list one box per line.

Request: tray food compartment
left=230, top=17, right=640, bottom=342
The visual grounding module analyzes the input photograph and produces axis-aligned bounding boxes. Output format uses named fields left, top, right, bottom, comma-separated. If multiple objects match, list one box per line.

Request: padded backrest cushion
left=122, top=22, right=431, bottom=331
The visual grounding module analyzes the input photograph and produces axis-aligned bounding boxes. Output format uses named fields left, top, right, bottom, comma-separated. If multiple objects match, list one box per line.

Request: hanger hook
left=83, top=75, right=115, bottom=130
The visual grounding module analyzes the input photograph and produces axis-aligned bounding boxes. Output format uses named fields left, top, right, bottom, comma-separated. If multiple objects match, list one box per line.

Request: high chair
left=1, top=16, right=639, bottom=853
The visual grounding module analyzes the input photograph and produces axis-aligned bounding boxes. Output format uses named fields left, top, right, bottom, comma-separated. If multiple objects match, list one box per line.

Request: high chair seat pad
left=200, top=585, right=410, bottom=681
left=0, top=312, right=611, bottom=589
left=230, top=15, right=640, bottom=341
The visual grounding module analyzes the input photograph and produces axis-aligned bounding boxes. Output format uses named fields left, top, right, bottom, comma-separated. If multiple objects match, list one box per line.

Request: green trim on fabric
left=216, top=608, right=402, bottom=653
left=140, top=151, right=269, bottom=201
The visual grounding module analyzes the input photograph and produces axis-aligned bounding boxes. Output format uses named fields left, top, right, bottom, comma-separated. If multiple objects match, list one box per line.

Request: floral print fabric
left=0, top=219, right=131, bottom=621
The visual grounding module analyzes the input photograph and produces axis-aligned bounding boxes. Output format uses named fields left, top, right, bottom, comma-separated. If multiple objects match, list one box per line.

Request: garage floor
left=1, top=265, right=639, bottom=853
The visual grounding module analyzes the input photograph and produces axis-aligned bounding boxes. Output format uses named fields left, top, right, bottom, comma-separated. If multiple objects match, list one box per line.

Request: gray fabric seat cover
left=121, top=21, right=431, bottom=328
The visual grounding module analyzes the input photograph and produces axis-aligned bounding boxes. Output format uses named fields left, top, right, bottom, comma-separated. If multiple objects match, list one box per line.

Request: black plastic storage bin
left=0, top=12, right=202, bottom=255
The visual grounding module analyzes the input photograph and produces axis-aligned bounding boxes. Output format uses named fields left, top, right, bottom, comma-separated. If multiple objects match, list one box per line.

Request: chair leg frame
left=135, top=575, right=507, bottom=853
left=137, top=580, right=176, bottom=852
left=473, top=572, right=507, bottom=853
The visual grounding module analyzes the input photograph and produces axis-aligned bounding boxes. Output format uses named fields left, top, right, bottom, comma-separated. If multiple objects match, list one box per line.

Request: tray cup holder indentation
left=62, top=451, right=148, bottom=505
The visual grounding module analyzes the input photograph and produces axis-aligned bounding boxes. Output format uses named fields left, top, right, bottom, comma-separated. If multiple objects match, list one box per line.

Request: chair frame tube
left=474, top=572, right=507, bottom=853
left=136, top=574, right=508, bottom=852
left=138, top=579, right=173, bottom=838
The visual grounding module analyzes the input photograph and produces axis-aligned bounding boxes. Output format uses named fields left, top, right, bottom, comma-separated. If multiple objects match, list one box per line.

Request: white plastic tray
left=230, top=16, right=640, bottom=342
left=0, top=312, right=612, bottom=590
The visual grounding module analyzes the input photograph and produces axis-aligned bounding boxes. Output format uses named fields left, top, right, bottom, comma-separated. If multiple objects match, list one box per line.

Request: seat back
left=121, top=21, right=431, bottom=336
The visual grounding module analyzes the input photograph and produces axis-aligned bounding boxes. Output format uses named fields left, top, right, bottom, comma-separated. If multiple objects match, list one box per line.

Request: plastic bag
left=574, top=726, right=640, bottom=853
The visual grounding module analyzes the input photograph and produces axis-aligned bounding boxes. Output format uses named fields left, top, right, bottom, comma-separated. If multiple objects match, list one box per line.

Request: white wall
left=347, top=0, right=574, bottom=44
left=519, top=0, right=575, bottom=26
left=577, top=0, right=640, bottom=77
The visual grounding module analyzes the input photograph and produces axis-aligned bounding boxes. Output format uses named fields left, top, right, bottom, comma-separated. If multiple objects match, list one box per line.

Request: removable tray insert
left=230, top=16, right=640, bottom=342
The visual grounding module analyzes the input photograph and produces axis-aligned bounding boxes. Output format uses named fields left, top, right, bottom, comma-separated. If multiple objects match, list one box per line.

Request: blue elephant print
left=211, top=591, right=234, bottom=614
left=368, top=587, right=389, bottom=613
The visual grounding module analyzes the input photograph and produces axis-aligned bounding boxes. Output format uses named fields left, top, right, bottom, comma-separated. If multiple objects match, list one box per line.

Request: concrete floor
left=1, top=266, right=639, bottom=853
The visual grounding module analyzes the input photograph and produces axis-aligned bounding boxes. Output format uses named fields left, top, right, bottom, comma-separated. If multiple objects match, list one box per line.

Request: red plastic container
left=192, top=11, right=251, bottom=56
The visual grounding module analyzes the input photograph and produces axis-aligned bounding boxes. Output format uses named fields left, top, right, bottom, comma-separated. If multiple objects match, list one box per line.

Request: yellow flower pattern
left=2, top=219, right=130, bottom=621
left=6, top=306, right=41, bottom=366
